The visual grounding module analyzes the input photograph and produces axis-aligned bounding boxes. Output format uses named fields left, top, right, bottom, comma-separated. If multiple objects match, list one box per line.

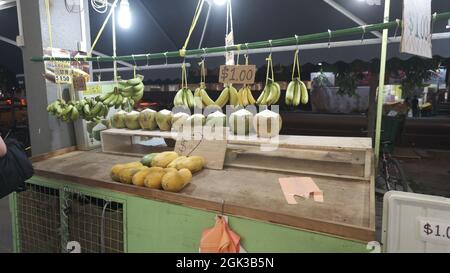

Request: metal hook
left=295, top=34, right=300, bottom=51
left=431, top=12, right=437, bottom=40
left=393, top=19, right=401, bottom=40
left=146, top=53, right=150, bottom=67
left=164, top=52, right=168, bottom=66
left=96, top=56, right=101, bottom=81
left=202, top=48, right=207, bottom=62
left=268, top=39, right=273, bottom=55
left=132, top=54, right=137, bottom=67
left=328, top=29, right=332, bottom=48
left=361, top=25, right=366, bottom=44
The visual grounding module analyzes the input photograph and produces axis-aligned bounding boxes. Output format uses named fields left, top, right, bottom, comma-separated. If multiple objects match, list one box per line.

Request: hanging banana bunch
left=47, top=99, right=80, bottom=122
left=194, top=59, right=216, bottom=108
left=174, top=63, right=194, bottom=108
left=78, top=97, right=109, bottom=122
left=257, top=54, right=281, bottom=106
left=98, top=74, right=145, bottom=112
left=285, top=50, right=308, bottom=107
left=237, top=54, right=257, bottom=107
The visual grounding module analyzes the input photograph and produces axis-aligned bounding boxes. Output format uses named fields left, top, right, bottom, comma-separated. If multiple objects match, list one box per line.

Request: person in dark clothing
left=412, top=96, right=419, bottom=117
left=0, top=136, right=6, bottom=157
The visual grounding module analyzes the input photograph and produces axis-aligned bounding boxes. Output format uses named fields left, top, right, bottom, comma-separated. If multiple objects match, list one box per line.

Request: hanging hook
left=361, top=25, right=366, bottom=44
left=431, top=12, right=437, bottom=40
left=328, top=29, right=332, bottom=48
left=132, top=54, right=137, bottom=67
left=202, top=48, right=207, bottom=62
left=164, top=52, right=168, bottom=66
left=295, top=34, right=300, bottom=52
left=393, top=19, right=401, bottom=40
left=146, top=53, right=150, bottom=67
left=96, top=56, right=101, bottom=82
left=268, top=39, right=273, bottom=55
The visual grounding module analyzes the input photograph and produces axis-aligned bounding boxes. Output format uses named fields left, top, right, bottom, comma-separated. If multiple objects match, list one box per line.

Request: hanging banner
left=400, top=0, right=432, bottom=58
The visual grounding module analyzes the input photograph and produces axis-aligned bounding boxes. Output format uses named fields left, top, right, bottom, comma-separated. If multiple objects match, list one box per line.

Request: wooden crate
left=100, top=128, right=373, bottom=180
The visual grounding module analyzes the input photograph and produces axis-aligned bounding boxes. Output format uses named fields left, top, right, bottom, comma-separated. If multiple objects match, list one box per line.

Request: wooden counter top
left=32, top=149, right=375, bottom=242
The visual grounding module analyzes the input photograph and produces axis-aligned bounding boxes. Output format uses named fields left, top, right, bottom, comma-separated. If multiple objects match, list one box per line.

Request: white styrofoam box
left=382, top=191, right=450, bottom=253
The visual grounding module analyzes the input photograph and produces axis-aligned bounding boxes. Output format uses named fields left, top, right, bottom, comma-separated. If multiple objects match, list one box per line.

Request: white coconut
left=229, top=109, right=254, bottom=136
left=156, top=109, right=173, bottom=131
left=171, top=112, right=190, bottom=132
left=254, top=110, right=282, bottom=138
left=125, top=111, right=141, bottom=130
left=138, top=109, right=157, bottom=130
left=111, top=110, right=127, bottom=129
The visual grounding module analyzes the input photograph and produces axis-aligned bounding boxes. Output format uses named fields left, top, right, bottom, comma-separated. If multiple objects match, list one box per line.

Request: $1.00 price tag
left=219, top=65, right=256, bottom=85
left=418, top=217, right=450, bottom=245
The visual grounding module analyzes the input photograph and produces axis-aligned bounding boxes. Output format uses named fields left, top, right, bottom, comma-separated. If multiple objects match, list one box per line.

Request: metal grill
left=16, top=184, right=61, bottom=253
left=15, top=183, right=125, bottom=253
left=63, top=189, right=124, bottom=253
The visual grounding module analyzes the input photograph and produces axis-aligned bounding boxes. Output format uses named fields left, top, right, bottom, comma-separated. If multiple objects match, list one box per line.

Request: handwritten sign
left=73, top=75, right=87, bottom=91
left=219, top=65, right=256, bottom=85
left=54, top=61, right=73, bottom=84
left=174, top=128, right=227, bottom=170
left=400, top=0, right=432, bottom=58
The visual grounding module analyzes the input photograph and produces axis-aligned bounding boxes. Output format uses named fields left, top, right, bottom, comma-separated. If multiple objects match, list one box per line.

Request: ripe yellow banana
left=300, top=81, right=309, bottom=105
left=215, top=87, right=230, bottom=108
left=247, top=87, right=256, bottom=105
left=228, top=85, right=239, bottom=106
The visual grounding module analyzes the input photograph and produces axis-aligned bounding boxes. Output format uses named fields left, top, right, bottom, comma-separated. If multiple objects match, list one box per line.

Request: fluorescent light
left=118, top=0, right=131, bottom=29
left=214, top=0, right=227, bottom=6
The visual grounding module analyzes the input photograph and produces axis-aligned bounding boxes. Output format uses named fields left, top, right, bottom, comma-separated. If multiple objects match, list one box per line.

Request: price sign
left=219, top=65, right=256, bottom=85
left=54, top=61, right=72, bottom=84
left=84, top=84, right=102, bottom=95
left=73, top=75, right=87, bottom=91
left=401, top=0, right=432, bottom=58
left=419, top=217, right=450, bottom=245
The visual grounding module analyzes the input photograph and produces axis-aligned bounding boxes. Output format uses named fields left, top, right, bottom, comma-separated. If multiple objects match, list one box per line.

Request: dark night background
left=1, top=0, right=450, bottom=81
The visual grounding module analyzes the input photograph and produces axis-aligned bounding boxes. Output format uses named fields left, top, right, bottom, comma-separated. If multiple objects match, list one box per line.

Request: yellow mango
left=176, top=156, right=205, bottom=173
left=151, top=151, right=179, bottom=168
left=144, top=171, right=165, bottom=189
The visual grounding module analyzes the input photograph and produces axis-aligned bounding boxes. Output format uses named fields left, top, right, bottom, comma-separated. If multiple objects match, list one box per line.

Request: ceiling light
left=118, top=0, right=132, bottom=29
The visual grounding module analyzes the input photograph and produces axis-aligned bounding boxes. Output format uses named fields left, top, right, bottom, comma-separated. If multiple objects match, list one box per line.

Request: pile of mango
left=110, top=152, right=205, bottom=193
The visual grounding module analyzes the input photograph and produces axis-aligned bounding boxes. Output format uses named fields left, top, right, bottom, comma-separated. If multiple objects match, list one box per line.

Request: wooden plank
left=30, top=146, right=77, bottom=163
left=364, top=151, right=373, bottom=179
left=174, top=129, right=227, bottom=170
left=101, top=128, right=373, bottom=151
left=31, top=150, right=375, bottom=242
left=227, top=144, right=366, bottom=164
left=225, top=153, right=367, bottom=181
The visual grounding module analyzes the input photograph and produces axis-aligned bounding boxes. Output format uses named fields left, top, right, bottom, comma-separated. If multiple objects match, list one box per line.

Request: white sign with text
left=401, top=0, right=432, bottom=58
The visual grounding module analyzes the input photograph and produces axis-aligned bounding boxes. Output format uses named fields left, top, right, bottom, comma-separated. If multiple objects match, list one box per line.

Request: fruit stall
left=8, top=0, right=450, bottom=253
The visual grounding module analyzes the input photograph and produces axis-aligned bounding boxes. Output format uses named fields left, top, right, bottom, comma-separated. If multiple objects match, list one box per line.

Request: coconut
left=139, top=109, right=157, bottom=130
left=111, top=110, right=127, bottom=129
left=186, top=114, right=205, bottom=128
left=171, top=112, right=190, bottom=132
left=156, top=109, right=173, bottom=131
left=253, top=109, right=282, bottom=138
left=205, top=111, right=227, bottom=127
left=125, top=111, right=141, bottom=130
left=229, top=109, right=254, bottom=136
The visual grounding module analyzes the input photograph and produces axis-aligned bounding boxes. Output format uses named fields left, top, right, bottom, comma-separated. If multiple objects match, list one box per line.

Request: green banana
left=266, top=82, right=281, bottom=106
left=70, top=107, right=79, bottom=121
left=174, top=89, right=184, bottom=106
left=131, top=89, right=144, bottom=102
left=127, top=74, right=144, bottom=86
left=300, top=81, right=309, bottom=105
left=292, top=82, right=301, bottom=107
left=91, top=102, right=103, bottom=116
left=285, top=80, right=297, bottom=105
left=185, top=89, right=194, bottom=108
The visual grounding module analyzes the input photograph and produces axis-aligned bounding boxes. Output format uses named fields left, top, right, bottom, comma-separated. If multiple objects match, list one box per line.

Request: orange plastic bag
left=199, top=216, right=241, bottom=253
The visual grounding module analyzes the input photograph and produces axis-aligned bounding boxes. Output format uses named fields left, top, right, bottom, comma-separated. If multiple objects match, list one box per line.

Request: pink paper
left=279, top=177, right=324, bottom=204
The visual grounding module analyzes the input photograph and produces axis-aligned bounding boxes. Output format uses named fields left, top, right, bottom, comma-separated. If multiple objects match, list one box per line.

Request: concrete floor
left=0, top=149, right=449, bottom=252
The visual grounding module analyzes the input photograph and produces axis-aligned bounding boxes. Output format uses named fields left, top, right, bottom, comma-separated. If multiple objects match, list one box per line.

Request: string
left=180, top=0, right=205, bottom=56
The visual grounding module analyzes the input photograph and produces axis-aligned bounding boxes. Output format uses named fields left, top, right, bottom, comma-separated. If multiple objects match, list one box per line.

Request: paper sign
left=279, top=177, right=324, bottom=204
left=219, top=65, right=256, bottom=85
left=401, top=0, right=432, bottom=58
left=54, top=61, right=72, bottom=84
left=72, top=75, right=87, bottom=91
left=418, top=217, right=450, bottom=245
left=225, top=31, right=235, bottom=66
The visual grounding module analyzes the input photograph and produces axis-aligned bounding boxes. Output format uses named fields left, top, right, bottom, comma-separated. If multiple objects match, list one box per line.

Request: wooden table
left=31, top=149, right=375, bottom=244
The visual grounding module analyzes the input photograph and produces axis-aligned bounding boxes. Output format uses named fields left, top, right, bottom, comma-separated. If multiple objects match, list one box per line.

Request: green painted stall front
left=11, top=176, right=368, bottom=253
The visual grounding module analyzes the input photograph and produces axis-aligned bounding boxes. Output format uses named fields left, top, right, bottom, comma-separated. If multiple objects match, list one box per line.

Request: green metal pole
left=28, top=12, right=450, bottom=63
left=375, top=0, right=391, bottom=163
